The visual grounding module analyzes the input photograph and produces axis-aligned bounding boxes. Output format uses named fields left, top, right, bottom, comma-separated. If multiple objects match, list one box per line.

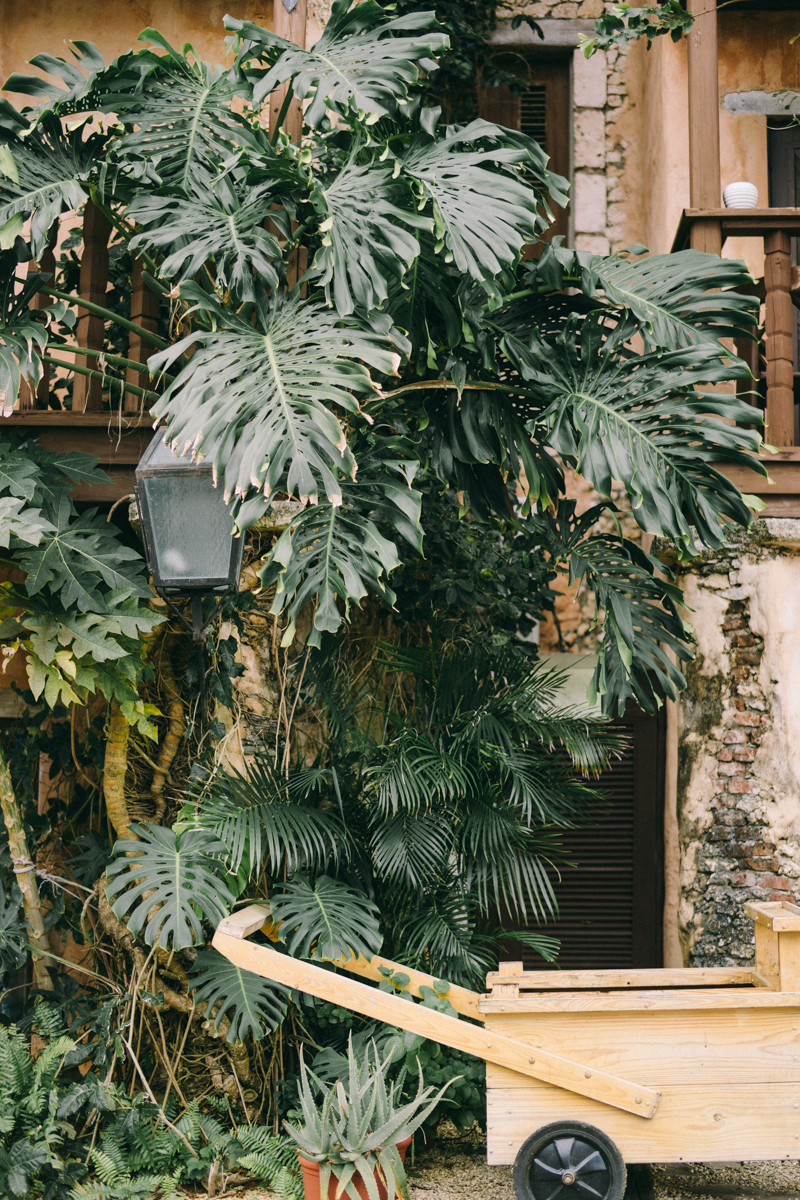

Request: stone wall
left=665, top=521, right=800, bottom=968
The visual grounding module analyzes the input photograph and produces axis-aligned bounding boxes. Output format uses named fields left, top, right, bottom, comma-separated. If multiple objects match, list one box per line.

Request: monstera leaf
left=311, top=161, right=430, bottom=315
left=107, top=31, right=259, bottom=190
left=106, top=824, right=234, bottom=950
left=402, top=121, right=553, bottom=279
left=0, top=118, right=95, bottom=257
left=270, top=875, right=383, bottom=962
left=3, top=40, right=107, bottom=115
left=150, top=290, right=399, bottom=509
left=595, top=250, right=759, bottom=350
left=128, top=177, right=284, bottom=298
left=228, top=2, right=449, bottom=126
left=528, top=315, right=765, bottom=551
left=190, top=948, right=288, bottom=1042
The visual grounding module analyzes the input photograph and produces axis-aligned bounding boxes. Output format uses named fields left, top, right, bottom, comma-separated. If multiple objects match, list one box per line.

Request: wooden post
left=268, top=0, right=308, bottom=142
left=764, top=231, right=796, bottom=447
left=72, top=199, right=111, bottom=412
left=687, top=0, right=721, bottom=255
left=126, top=258, right=159, bottom=413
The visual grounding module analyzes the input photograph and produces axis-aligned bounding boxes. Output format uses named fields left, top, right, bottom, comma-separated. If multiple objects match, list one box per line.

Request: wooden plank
left=687, top=0, right=721, bottom=253
left=479, top=989, right=800, bottom=1013
left=746, top=900, right=800, bottom=932
left=719, top=461, right=800, bottom=495
left=671, top=209, right=800, bottom=254
left=216, top=904, right=484, bottom=1020
left=1, top=413, right=154, bottom=428
left=483, top=968, right=759, bottom=991
left=764, top=230, right=796, bottom=447
left=211, top=931, right=659, bottom=1117
left=485, top=1081, right=800, bottom=1164
left=72, top=200, right=111, bottom=413
left=483, top=1008, right=800, bottom=1086
left=778, top=932, right=800, bottom=993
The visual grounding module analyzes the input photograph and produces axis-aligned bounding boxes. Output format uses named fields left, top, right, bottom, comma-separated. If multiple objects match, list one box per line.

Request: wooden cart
left=214, top=900, right=800, bottom=1200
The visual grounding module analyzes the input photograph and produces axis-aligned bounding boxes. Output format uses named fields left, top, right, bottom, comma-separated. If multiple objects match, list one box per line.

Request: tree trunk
left=0, top=744, right=54, bottom=991
left=104, top=699, right=134, bottom=840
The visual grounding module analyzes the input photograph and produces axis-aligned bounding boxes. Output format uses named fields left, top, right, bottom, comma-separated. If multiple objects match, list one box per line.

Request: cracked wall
left=669, top=521, right=800, bottom=967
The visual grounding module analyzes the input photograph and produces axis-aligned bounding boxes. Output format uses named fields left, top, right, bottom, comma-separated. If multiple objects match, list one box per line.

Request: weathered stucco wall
left=666, top=521, right=800, bottom=968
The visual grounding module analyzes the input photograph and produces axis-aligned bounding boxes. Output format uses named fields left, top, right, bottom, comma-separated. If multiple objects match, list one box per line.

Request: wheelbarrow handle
left=213, top=917, right=659, bottom=1120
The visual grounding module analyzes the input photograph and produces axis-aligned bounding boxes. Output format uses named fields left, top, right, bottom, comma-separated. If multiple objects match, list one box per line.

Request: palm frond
left=369, top=811, right=452, bottom=888
left=197, top=755, right=341, bottom=876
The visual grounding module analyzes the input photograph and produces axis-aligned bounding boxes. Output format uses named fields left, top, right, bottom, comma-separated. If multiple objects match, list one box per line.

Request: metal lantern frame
left=134, top=434, right=244, bottom=643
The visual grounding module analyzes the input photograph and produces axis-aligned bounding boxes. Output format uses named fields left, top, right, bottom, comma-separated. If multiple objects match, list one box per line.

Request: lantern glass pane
left=141, top=471, right=234, bottom=588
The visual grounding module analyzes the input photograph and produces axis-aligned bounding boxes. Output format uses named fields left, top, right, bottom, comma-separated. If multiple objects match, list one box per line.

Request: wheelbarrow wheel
left=512, top=1120, right=627, bottom=1200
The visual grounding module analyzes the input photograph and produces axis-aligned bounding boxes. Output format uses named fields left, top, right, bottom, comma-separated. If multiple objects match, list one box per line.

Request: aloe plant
left=284, top=1038, right=456, bottom=1200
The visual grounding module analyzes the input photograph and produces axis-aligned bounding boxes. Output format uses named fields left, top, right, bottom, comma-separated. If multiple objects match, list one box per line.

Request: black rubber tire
left=512, top=1120, right=627, bottom=1200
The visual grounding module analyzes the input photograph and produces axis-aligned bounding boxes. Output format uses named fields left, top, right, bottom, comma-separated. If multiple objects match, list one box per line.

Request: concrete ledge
left=491, top=19, right=595, bottom=48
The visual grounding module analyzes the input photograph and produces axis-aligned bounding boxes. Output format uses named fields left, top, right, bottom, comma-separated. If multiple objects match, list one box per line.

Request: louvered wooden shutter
left=480, top=55, right=570, bottom=245
left=515, top=703, right=666, bottom=971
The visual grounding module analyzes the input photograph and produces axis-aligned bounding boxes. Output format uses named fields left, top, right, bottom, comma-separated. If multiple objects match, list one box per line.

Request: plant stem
left=48, top=342, right=175, bottom=381
left=38, top=286, right=170, bottom=350
left=0, top=743, right=54, bottom=991
left=382, top=379, right=541, bottom=400
left=40, top=357, right=158, bottom=402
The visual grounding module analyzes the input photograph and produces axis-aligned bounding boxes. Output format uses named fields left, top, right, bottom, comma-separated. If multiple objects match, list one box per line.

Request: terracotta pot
left=298, top=1135, right=413, bottom=1200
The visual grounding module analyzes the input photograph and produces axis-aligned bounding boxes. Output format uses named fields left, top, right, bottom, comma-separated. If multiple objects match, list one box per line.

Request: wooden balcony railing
left=672, top=208, right=800, bottom=520
left=6, top=199, right=158, bottom=502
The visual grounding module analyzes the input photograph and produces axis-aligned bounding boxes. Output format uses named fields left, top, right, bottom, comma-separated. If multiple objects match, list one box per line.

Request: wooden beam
left=72, top=200, right=111, bottom=412
left=126, top=259, right=159, bottom=413
left=212, top=930, right=660, bottom=1117
left=672, top=208, right=800, bottom=253
left=269, top=0, right=308, bottom=142
left=764, top=230, right=796, bottom=447
left=485, top=967, right=763, bottom=992
left=687, top=0, right=721, bottom=254
left=216, top=904, right=484, bottom=1021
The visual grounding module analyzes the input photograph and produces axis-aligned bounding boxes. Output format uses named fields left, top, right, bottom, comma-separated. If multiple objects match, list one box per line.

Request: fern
left=234, top=1129, right=303, bottom=1199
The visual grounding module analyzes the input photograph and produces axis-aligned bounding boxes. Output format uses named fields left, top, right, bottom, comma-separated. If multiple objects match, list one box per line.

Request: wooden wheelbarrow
left=214, top=900, right=800, bottom=1200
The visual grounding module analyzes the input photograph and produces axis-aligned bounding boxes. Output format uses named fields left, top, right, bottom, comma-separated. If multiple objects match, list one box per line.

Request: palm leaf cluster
left=0, top=1, right=764, bottom=715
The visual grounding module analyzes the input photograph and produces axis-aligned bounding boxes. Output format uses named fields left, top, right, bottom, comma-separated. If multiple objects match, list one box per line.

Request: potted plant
left=284, top=1037, right=457, bottom=1200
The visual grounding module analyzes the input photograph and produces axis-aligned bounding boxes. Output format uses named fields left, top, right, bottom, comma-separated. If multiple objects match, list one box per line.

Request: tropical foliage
left=0, top=0, right=764, bottom=1191
left=0, top=0, right=761, bottom=718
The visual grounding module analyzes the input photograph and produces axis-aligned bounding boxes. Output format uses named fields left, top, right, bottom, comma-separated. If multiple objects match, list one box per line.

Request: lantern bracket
left=158, top=592, right=231, bottom=642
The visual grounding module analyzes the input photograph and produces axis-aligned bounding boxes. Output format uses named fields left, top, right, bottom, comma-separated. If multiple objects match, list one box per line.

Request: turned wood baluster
left=125, top=258, right=160, bottom=413
left=72, top=199, right=112, bottom=412
left=764, top=231, right=796, bottom=447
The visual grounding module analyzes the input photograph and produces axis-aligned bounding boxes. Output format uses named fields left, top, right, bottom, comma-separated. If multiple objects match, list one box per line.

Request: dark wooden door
left=481, top=53, right=571, bottom=245
left=518, top=702, right=666, bottom=970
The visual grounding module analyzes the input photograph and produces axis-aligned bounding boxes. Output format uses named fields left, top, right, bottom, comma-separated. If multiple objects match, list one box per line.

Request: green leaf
left=128, top=177, right=283, bottom=300
left=198, top=753, right=341, bottom=877
left=595, top=249, right=759, bottom=349
left=190, top=948, right=288, bottom=1041
left=3, top=41, right=107, bottom=115
left=270, top=874, right=382, bottom=962
left=311, top=160, right=430, bottom=316
left=529, top=313, right=765, bottom=551
left=105, top=824, right=235, bottom=950
left=0, top=497, right=52, bottom=548
left=109, top=35, right=259, bottom=190
left=150, top=289, right=398, bottom=508
left=0, top=117, right=94, bottom=257
left=228, top=3, right=449, bottom=127
left=16, top=495, right=151, bottom=610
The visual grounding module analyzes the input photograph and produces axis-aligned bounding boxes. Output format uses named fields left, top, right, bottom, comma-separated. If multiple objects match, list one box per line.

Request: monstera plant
left=0, top=1, right=767, bottom=1046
